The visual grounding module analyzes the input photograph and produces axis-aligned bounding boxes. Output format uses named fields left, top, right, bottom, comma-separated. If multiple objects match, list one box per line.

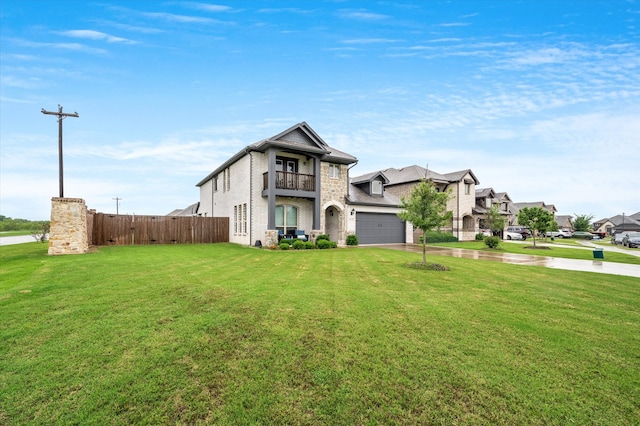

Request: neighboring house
left=592, top=218, right=615, bottom=235
left=474, top=188, right=512, bottom=235
left=610, top=213, right=640, bottom=234
left=167, top=202, right=200, bottom=217
left=345, top=171, right=412, bottom=244
left=554, top=215, right=573, bottom=231
left=509, top=201, right=558, bottom=225
left=352, top=165, right=480, bottom=241
left=196, top=122, right=357, bottom=246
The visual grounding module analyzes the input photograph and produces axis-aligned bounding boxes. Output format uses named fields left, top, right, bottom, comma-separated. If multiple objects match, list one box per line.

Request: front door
left=325, top=207, right=339, bottom=242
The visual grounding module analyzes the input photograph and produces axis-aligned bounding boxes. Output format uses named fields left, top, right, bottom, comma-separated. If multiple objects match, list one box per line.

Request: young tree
left=573, top=214, right=594, bottom=232
left=517, top=207, right=555, bottom=248
left=398, top=180, right=452, bottom=265
left=484, top=205, right=506, bottom=236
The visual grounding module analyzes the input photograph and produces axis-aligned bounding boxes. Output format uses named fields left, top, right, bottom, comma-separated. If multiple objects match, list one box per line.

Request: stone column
left=48, top=197, right=89, bottom=255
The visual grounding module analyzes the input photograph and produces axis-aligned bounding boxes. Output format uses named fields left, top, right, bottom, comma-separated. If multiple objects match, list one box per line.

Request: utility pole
left=113, top=197, right=122, bottom=215
left=41, top=105, right=79, bottom=198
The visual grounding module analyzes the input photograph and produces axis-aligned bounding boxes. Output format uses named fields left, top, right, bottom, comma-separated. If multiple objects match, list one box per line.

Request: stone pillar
left=48, top=197, right=89, bottom=255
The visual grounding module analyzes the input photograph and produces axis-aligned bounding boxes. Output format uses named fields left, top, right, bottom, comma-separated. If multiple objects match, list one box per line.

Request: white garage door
left=356, top=213, right=406, bottom=244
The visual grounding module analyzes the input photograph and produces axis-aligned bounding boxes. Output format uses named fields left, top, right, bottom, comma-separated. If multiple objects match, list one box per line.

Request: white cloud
left=57, top=30, right=137, bottom=44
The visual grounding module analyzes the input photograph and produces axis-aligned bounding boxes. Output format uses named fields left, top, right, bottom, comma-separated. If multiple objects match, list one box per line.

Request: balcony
left=263, top=171, right=315, bottom=192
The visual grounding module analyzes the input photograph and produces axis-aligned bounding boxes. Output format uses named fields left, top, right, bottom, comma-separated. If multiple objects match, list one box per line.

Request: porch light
left=351, top=209, right=355, bottom=216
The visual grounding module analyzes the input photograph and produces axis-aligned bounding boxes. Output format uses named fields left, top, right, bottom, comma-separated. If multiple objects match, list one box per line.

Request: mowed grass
left=1, top=243, right=639, bottom=425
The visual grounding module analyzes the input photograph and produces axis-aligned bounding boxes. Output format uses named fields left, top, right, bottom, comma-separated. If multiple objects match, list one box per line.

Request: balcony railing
left=263, top=171, right=315, bottom=191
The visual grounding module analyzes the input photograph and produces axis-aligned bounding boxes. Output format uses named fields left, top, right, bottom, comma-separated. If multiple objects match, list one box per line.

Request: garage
left=356, top=213, right=406, bottom=244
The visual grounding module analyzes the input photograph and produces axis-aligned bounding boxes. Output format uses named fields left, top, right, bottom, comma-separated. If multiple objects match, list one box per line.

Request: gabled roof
left=380, top=165, right=449, bottom=185
left=609, top=214, right=640, bottom=226
left=475, top=187, right=496, bottom=198
left=196, top=122, right=357, bottom=187
left=167, top=202, right=200, bottom=216
left=351, top=170, right=389, bottom=185
left=511, top=201, right=558, bottom=214
left=494, top=192, right=512, bottom=203
left=443, top=169, right=480, bottom=185
left=347, top=180, right=402, bottom=207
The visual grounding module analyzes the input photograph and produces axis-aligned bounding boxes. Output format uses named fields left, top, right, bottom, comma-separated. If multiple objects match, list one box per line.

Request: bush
left=292, top=240, right=306, bottom=250
left=316, top=239, right=331, bottom=249
left=330, top=241, right=338, bottom=248
left=316, top=234, right=330, bottom=242
left=280, top=238, right=293, bottom=245
left=419, top=231, right=459, bottom=243
left=279, top=242, right=290, bottom=250
left=475, top=233, right=485, bottom=241
left=304, top=241, right=315, bottom=249
left=346, top=234, right=359, bottom=246
left=484, top=236, right=501, bottom=249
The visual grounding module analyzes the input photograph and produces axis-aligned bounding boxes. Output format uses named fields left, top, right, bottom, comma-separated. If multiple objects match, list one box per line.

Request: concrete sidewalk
left=373, top=244, right=640, bottom=279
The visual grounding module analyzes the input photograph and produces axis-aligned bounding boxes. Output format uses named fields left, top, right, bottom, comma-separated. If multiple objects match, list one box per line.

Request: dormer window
left=371, top=180, right=383, bottom=195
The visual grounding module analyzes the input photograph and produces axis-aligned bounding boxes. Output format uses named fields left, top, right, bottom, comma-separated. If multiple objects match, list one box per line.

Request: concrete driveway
left=371, top=244, right=640, bottom=279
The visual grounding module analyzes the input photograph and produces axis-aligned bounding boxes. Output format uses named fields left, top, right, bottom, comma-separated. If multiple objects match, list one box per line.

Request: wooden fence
left=91, top=213, right=229, bottom=246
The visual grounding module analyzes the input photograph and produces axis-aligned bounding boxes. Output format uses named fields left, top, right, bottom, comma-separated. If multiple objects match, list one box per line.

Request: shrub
left=419, top=231, right=458, bottom=243
left=316, top=234, right=330, bottom=242
left=280, top=238, right=293, bottom=245
left=304, top=241, right=315, bottom=249
left=475, top=233, right=485, bottom=241
left=330, top=241, right=338, bottom=248
left=279, top=242, right=290, bottom=250
left=292, top=240, right=306, bottom=250
left=316, top=239, right=331, bottom=249
left=346, top=234, right=359, bottom=246
left=484, top=236, right=501, bottom=249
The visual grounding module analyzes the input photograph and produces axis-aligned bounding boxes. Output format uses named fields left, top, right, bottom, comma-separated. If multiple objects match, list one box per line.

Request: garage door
left=356, top=213, right=406, bottom=244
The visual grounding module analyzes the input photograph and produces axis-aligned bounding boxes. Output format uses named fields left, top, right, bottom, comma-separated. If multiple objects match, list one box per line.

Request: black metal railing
left=263, top=171, right=315, bottom=191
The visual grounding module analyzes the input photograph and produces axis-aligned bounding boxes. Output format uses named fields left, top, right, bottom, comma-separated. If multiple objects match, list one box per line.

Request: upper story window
left=276, top=157, right=298, bottom=173
left=464, top=183, right=471, bottom=195
left=371, top=179, right=383, bottom=195
left=329, top=164, right=340, bottom=179
left=486, top=198, right=492, bottom=208
left=214, top=176, right=218, bottom=192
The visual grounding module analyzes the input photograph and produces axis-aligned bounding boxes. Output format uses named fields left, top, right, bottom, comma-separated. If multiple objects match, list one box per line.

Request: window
left=233, top=205, right=238, bottom=234
left=465, top=183, right=471, bottom=195
left=226, top=167, right=231, bottom=191
left=371, top=179, right=383, bottom=195
left=242, top=203, right=247, bottom=234
left=486, top=198, right=492, bottom=208
left=275, top=204, right=298, bottom=234
left=214, top=176, right=218, bottom=192
left=329, top=164, right=340, bottom=179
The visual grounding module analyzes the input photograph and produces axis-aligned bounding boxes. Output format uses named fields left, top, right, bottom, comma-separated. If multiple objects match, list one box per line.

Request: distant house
left=593, top=218, right=615, bottom=235
left=167, top=202, right=200, bottom=217
left=474, top=188, right=512, bottom=235
left=554, top=215, right=573, bottom=231
left=609, top=213, right=640, bottom=234
left=509, top=201, right=558, bottom=225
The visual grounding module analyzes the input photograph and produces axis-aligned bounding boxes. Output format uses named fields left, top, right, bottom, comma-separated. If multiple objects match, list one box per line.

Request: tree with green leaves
left=517, top=207, right=555, bottom=248
left=573, top=214, right=594, bottom=232
left=484, top=205, right=506, bottom=237
left=398, top=180, right=452, bottom=265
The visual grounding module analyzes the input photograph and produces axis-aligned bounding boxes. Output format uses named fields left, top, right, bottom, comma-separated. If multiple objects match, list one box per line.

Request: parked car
left=543, top=229, right=572, bottom=238
left=571, top=231, right=594, bottom=240
left=505, top=231, right=524, bottom=241
left=612, top=233, right=625, bottom=245
left=506, top=226, right=531, bottom=240
left=623, top=232, right=640, bottom=248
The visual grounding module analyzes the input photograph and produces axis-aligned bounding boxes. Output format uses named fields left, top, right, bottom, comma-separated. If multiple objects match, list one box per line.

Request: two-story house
left=474, top=188, right=513, bottom=235
left=196, top=122, right=357, bottom=246
left=348, top=165, right=480, bottom=242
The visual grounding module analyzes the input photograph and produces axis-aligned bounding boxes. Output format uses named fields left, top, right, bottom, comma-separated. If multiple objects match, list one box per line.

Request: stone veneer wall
left=48, top=197, right=89, bottom=255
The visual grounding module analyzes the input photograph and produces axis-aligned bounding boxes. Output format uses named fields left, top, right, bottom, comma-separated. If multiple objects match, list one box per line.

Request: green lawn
left=0, top=230, right=34, bottom=237
left=1, top=243, right=639, bottom=425
left=432, top=240, right=640, bottom=264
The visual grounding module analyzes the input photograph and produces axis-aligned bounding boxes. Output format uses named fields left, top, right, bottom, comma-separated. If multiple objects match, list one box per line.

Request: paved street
left=373, top=244, right=640, bottom=279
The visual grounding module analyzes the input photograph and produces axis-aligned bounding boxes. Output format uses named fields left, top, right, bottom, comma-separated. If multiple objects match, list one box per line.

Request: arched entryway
left=324, top=206, right=340, bottom=241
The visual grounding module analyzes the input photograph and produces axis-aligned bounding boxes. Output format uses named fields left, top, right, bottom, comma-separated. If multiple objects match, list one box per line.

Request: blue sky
left=1, top=1, right=638, bottom=221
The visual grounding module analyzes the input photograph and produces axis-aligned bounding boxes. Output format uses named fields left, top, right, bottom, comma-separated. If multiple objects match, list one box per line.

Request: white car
left=505, top=231, right=524, bottom=241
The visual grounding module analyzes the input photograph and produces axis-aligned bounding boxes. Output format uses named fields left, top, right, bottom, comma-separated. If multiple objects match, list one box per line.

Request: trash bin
left=593, top=248, right=604, bottom=259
